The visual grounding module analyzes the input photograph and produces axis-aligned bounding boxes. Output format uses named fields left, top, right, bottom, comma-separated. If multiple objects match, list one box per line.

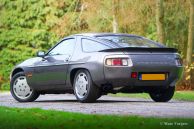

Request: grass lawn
left=110, top=91, right=194, bottom=101
left=0, top=106, right=193, bottom=129
left=0, top=90, right=8, bottom=93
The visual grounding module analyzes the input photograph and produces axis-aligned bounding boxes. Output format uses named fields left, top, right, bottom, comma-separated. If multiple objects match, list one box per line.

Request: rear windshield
left=97, top=36, right=162, bottom=48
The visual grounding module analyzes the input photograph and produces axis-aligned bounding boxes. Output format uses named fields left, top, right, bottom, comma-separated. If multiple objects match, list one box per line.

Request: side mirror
left=37, top=51, right=45, bottom=57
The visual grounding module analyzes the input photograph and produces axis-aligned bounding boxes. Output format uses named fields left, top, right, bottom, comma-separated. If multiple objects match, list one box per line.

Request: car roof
left=71, top=33, right=165, bottom=48
left=72, top=33, right=142, bottom=38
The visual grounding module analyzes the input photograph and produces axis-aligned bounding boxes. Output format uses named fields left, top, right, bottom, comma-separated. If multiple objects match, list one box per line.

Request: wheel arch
left=70, top=68, right=89, bottom=87
left=11, top=68, right=24, bottom=78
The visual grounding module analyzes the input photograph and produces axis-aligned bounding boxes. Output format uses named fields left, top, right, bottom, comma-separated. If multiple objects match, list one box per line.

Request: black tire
left=10, top=72, right=39, bottom=102
left=149, top=86, right=175, bottom=102
left=73, top=69, right=100, bottom=103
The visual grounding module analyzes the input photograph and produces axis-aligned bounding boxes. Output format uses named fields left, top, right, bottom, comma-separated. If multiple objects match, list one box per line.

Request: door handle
left=65, top=55, right=71, bottom=62
left=65, top=58, right=69, bottom=62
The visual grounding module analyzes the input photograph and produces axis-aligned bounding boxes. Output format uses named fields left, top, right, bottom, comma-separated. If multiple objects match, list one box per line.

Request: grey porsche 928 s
left=10, top=33, right=183, bottom=103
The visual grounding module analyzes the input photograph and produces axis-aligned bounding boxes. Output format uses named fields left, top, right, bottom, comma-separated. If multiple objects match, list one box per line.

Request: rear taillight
left=131, top=72, right=138, bottom=78
left=112, top=59, right=122, bottom=66
left=175, top=58, right=183, bottom=66
left=105, top=58, right=133, bottom=66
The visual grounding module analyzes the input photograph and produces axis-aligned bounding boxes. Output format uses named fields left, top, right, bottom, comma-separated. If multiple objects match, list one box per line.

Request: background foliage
left=0, top=0, right=193, bottom=90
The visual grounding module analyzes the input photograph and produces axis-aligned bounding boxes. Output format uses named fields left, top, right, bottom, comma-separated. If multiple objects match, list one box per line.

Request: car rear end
left=103, top=49, right=183, bottom=89
left=93, top=34, right=183, bottom=90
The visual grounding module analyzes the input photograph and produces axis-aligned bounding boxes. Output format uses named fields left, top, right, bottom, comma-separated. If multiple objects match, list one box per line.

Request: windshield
left=97, top=35, right=163, bottom=48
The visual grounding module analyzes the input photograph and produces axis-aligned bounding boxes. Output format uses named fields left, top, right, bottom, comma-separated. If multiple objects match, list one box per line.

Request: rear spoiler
left=99, top=47, right=178, bottom=53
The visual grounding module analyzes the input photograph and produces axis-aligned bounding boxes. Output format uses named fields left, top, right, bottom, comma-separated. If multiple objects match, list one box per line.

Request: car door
left=33, top=38, right=76, bottom=89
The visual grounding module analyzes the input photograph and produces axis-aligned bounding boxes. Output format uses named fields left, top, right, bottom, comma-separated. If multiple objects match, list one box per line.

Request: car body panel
left=31, top=55, right=69, bottom=89
left=10, top=33, right=183, bottom=94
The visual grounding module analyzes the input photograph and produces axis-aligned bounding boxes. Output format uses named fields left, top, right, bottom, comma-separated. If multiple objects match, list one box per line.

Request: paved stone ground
left=0, top=92, right=194, bottom=118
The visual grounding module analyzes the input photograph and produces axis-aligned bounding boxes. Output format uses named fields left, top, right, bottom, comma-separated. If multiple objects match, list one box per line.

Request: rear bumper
left=103, top=65, right=183, bottom=87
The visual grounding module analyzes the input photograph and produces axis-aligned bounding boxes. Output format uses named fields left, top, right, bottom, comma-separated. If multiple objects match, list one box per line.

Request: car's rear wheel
left=10, top=72, right=39, bottom=102
left=149, top=86, right=175, bottom=102
left=73, top=69, right=100, bottom=103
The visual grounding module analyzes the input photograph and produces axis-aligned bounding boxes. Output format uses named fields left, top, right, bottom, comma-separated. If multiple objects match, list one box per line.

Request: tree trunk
left=185, top=0, right=194, bottom=89
left=156, top=0, right=165, bottom=44
left=112, top=0, right=119, bottom=33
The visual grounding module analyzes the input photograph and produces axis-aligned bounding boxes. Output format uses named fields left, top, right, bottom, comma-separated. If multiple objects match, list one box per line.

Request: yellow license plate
left=141, top=74, right=166, bottom=81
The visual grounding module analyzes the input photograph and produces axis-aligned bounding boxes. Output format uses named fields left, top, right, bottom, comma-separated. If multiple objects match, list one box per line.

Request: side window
left=48, top=38, right=75, bottom=56
left=82, top=39, right=110, bottom=52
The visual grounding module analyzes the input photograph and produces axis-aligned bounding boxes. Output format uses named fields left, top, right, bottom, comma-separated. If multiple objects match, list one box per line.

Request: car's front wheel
left=149, top=86, right=175, bottom=102
left=73, top=69, right=100, bottom=103
left=10, top=72, right=39, bottom=102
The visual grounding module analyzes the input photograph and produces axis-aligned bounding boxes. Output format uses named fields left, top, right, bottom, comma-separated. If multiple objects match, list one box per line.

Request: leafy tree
left=0, top=0, right=193, bottom=89
left=0, top=0, right=63, bottom=89
left=185, top=0, right=194, bottom=88
left=156, top=0, right=165, bottom=44
left=112, top=0, right=119, bottom=33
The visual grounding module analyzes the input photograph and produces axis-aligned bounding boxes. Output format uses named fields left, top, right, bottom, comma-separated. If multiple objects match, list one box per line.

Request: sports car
left=10, top=33, right=183, bottom=103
